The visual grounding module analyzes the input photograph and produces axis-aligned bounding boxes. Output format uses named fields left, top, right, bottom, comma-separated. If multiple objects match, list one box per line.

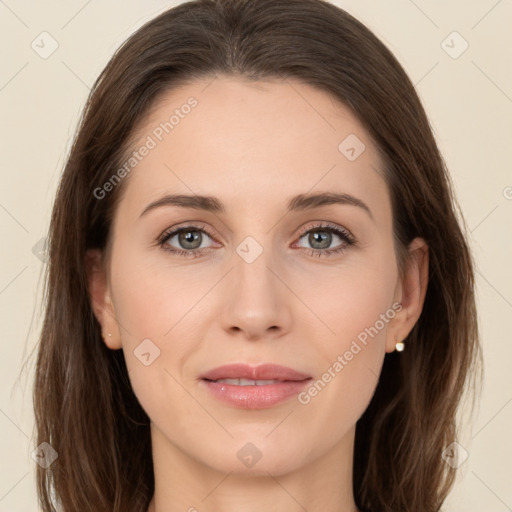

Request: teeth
left=214, top=378, right=279, bottom=386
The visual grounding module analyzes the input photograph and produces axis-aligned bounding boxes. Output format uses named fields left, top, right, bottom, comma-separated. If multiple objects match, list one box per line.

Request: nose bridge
left=221, top=232, right=290, bottom=338
left=233, top=233, right=277, bottom=300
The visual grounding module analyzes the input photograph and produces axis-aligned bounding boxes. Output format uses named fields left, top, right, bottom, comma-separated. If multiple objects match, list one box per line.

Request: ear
left=84, top=248, right=122, bottom=350
left=385, top=237, right=429, bottom=353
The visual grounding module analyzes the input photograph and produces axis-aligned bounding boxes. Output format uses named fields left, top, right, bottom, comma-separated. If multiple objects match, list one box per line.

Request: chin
left=199, top=436, right=310, bottom=477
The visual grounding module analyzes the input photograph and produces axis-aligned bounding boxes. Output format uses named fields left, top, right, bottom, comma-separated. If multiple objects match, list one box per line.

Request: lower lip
left=200, top=379, right=312, bottom=409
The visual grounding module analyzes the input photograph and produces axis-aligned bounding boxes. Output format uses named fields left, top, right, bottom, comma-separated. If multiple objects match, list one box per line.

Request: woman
left=33, top=0, right=482, bottom=511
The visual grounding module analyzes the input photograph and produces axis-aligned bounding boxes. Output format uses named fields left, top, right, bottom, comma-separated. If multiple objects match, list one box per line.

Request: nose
left=220, top=243, right=292, bottom=341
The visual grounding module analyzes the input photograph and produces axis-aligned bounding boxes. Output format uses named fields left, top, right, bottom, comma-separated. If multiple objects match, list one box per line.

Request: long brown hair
left=29, top=0, right=482, bottom=510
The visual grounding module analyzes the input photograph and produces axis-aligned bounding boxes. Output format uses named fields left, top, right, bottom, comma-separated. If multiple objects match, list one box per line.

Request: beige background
left=1, top=1, right=511, bottom=510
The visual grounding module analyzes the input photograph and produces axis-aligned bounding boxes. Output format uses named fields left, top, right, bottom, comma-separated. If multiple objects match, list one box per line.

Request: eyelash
left=157, top=221, right=356, bottom=259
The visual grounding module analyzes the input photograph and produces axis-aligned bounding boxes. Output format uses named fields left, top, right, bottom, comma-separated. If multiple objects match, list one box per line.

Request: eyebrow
left=139, top=191, right=373, bottom=220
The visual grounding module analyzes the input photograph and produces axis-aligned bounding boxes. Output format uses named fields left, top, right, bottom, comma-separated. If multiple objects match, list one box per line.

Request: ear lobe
left=85, top=248, right=122, bottom=350
left=385, top=237, right=429, bottom=353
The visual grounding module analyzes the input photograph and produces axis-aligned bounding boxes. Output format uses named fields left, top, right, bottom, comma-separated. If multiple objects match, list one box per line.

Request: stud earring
left=395, top=335, right=405, bottom=352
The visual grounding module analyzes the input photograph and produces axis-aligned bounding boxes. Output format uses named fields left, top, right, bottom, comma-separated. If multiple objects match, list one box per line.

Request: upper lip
left=200, top=363, right=311, bottom=382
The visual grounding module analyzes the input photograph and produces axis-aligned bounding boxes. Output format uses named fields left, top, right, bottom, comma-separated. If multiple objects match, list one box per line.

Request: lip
left=199, top=363, right=311, bottom=382
left=199, top=363, right=312, bottom=410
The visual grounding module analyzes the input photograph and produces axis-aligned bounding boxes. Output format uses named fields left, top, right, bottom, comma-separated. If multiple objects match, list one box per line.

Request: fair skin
left=86, top=76, right=428, bottom=512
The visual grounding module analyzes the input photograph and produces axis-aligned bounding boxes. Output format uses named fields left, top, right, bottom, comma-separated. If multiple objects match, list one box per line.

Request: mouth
left=199, top=363, right=312, bottom=409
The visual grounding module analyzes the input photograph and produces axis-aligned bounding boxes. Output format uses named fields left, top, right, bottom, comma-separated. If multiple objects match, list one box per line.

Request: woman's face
left=88, top=76, right=423, bottom=477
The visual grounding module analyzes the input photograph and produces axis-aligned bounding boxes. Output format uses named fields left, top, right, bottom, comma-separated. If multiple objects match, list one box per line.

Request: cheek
left=295, top=251, right=398, bottom=354
left=109, top=250, right=212, bottom=415
left=110, top=243, right=209, bottom=343
left=289, top=251, right=397, bottom=415
left=289, top=283, right=393, bottom=457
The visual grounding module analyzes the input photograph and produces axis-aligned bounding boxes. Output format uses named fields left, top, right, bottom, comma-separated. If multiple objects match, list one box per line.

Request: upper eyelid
left=159, top=221, right=212, bottom=242
left=298, top=222, right=351, bottom=236
left=296, top=222, right=354, bottom=245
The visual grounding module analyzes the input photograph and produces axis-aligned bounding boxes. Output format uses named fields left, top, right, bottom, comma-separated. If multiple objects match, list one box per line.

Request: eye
left=293, top=221, right=355, bottom=258
left=158, top=222, right=217, bottom=258
left=157, top=221, right=356, bottom=259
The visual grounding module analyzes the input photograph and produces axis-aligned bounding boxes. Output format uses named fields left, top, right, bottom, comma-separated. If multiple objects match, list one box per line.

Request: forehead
left=117, top=75, right=389, bottom=220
